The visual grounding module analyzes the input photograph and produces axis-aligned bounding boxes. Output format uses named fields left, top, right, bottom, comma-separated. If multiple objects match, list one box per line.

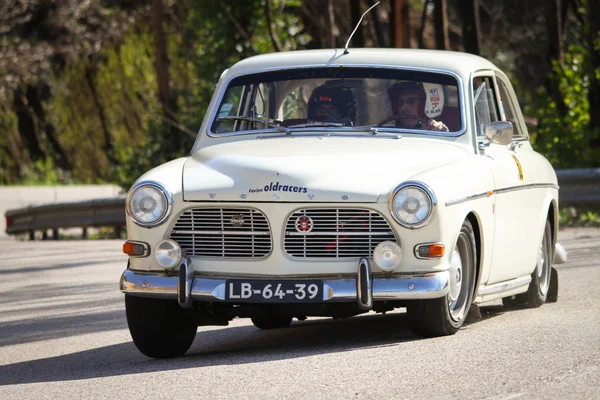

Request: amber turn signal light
left=415, top=243, right=445, bottom=259
left=123, top=241, right=149, bottom=257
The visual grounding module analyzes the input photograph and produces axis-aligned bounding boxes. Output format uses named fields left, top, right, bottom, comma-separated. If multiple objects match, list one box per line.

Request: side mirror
left=484, top=121, right=513, bottom=145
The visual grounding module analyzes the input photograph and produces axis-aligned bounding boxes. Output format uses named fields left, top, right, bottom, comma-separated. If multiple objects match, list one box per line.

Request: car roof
left=224, top=48, right=500, bottom=79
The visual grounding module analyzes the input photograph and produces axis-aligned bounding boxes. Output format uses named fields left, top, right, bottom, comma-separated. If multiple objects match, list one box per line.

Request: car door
left=493, top=72, right=549, bottom=279
left=473, top=72, right=536, bottom=285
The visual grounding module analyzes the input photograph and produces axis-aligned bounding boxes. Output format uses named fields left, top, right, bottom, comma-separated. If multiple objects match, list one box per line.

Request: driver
left=387, top=82, right=448, bottom=131
left=307, top=85, right=357, bottom=126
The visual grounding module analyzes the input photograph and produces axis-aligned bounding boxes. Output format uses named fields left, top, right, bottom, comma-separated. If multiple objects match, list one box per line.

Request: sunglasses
left=397, top=96, right=419, bottom=106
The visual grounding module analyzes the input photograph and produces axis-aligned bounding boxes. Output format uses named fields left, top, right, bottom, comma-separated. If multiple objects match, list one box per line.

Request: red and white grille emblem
left=295, top=216, right=314, bottom=233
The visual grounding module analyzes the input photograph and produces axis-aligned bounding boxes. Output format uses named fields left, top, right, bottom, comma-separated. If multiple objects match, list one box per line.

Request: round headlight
left=155, top=239, right=182, bottom=269
left=390, top=182, right=436, bottom=228
left=127, top=182, right=171, bottom=226
left=373, top=241, right=403, bottom=272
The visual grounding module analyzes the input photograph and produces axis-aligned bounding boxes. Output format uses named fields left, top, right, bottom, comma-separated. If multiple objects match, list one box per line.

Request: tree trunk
left=150, top=0, right=180, bottom=152
left=327, top=0, right=336, bottom=47
left=366, top=0, right=386, bottom=47
left=459, top=0, right=481, bottom=55
left=13, top=87, right=45, bottom=163
left=588, top=0, right=600, bottom=138
left=299, top=0, right=321, bottom=49
left=433, top=0, right=449, bottom=50
left=84, top=65, right=114, bottom=167
left=349, top=0, right=365, bottom=48
left=546, top=0, right=567, bottom=117
left=265, top=0, right=283, bottom=51
left=391, top=0, right=410, bottom=48
left=25, top=85, right=72, bottom=171
left=418, top=0, right=432, bottom=49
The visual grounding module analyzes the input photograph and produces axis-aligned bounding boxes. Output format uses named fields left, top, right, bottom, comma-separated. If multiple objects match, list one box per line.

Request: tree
left=433, top=0, right=449, bottom=50
left=588, top=0, right=600, bottom=135
left=391, top=0, right=411, bottom=48
left=459, top=0, right=481, bottom=55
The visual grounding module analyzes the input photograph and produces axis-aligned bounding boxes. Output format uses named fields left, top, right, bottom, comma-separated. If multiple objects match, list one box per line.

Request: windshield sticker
left=249, top=182, right=308, bottom=194
left=422, top=83, right=444, bottom=118
left=218, top=103, right=233, bottom=117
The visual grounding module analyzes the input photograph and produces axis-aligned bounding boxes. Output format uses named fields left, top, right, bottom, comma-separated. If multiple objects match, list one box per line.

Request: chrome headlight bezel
left=126, top=181, right=172, bottom=227
left=389, top=181, right=437, bottom=229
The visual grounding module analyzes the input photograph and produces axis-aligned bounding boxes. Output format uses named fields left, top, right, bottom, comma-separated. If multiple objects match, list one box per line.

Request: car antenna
left=344, top=1, right=380, bottom=55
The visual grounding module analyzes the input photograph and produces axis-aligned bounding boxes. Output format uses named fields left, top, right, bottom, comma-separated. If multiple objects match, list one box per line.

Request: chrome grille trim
left=172, top=230, right=270, bottom=236
left=170, top=208, right=272, bottom=258
left=284, top=208, right=397, bottom=258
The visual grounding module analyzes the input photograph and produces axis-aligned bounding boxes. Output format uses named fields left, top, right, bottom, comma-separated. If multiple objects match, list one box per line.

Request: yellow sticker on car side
left=511, top=154, right=524, bottom=181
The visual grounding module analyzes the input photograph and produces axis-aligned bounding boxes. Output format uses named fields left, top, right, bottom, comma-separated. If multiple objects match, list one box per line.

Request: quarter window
left=496, top=79, right=526, bottom=138
left=473, top=76, right=500, bottom=138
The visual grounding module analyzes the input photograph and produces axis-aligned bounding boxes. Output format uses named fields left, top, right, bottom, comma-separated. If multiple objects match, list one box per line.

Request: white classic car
left=120, top=48, right=567, bottom=358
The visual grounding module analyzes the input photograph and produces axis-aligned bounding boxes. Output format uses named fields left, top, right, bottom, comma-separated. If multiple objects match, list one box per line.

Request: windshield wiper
left=286, top=122, right=346, bottom=129
left=217, top=116, right=290, bottom=134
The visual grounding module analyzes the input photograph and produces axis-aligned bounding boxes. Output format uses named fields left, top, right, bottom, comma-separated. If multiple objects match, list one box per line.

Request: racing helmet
left=387, top=81, right=428, bottom=121
left=308, top=85, right=357, bottom=125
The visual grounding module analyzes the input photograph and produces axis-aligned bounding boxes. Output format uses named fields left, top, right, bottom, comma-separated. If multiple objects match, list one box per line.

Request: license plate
left=225, top=279, right=323, bottom=303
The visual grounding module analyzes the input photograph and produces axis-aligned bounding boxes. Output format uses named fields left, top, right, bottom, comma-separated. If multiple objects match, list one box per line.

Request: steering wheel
left=376, top=115, right=427, bottom=128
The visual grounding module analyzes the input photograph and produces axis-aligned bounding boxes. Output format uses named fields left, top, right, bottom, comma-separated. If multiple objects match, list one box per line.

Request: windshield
left=210, top=67, right=462, bottom=135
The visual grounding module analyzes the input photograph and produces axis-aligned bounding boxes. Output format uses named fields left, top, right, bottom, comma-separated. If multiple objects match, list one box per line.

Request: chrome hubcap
left=449, top=249, right=462, bottom=302
left=448, top=230, right=473, bottom=323
left=537, top=238, right=550, bottom=296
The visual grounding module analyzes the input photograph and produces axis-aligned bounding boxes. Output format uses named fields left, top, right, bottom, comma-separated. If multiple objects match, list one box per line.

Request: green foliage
left=527, top=45, right=600, bottom=168
left=560, top=207, right=600, bottom=227
left=19, top=157, right=64, bottom=185
left=0, top=108, right=18, bottom=184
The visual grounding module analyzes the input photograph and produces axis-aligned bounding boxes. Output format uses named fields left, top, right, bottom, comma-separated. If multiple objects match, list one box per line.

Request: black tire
left=502, top=220, right=552, bottom=308
left=251, top=316, right=293, bottom=330
left=408, top=219, right=477, bottom=337
left=125, top=295, right=197, bottom=358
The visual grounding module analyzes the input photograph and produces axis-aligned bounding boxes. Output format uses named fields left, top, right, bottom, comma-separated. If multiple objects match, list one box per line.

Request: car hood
left=183, top=137, right=468, bottom=203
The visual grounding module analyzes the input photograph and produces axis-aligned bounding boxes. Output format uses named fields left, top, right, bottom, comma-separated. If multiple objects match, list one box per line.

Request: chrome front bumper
left=120, top=258, right=449, bottom=309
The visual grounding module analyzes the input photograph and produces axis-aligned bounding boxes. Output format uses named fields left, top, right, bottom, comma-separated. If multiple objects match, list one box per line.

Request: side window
left=280, top=88, right=306, bottom=120
left=496, top=79, right=526, bottom=138
left=473, top=76, right=500, bottom=137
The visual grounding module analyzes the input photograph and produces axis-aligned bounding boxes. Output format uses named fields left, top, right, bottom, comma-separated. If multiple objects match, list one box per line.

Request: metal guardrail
left=555, top=169, right=600, bottom=206
left=5, top=197, right=126, bottom=239
left=3, top=168, right=600, bottom=238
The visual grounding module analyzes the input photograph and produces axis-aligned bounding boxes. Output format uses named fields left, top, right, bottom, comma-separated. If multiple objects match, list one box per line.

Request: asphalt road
left=0, top=229, right=598, bottom=399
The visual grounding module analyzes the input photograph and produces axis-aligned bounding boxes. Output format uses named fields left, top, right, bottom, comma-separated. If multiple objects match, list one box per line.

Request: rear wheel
left=408, top=219, right=477, bottom=337
left=503, top=220, right=552, bottom=308
left=251, top=316, right=293, bottom=330
left=125, top=295, right=197, bottom=358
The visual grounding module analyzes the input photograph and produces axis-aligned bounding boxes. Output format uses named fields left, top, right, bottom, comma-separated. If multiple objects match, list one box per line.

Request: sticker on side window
left=218, top=103, right=233, bottom=117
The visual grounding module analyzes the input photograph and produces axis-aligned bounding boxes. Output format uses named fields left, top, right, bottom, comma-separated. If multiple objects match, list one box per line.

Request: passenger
left=307, top=85, right=357, bottom=126
left=387, top=82, right=448, bottom=131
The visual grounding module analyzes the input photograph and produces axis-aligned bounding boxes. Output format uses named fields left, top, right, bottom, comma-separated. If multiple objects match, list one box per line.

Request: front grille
left=284, top=208, right=397, bottom=258
left=170, top=208, right=271, bottom=258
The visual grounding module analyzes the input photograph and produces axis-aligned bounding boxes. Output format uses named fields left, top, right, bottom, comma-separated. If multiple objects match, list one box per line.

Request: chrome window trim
left=206, top=64, right=466, bottom=138
left=388, top=181, right=437, bottom=229
left=494, top=72, right=530, bottom=140
left=126, top=180, right=173, bottom=228
left=445, top=183, right=559, bottom=207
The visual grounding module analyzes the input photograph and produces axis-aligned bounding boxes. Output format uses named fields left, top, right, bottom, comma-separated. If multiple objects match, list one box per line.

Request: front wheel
left=125, top=295, right=198, bottom=358
left=408, top=219, right=477, bottom=337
